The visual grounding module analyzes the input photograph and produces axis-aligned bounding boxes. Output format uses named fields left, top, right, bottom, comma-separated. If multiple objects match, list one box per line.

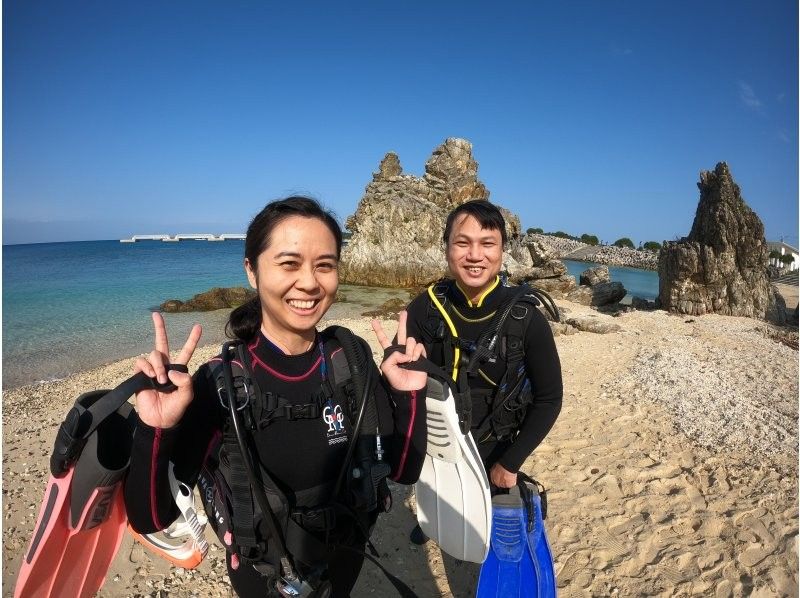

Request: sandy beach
left=3, top=299, right=797, bottom=597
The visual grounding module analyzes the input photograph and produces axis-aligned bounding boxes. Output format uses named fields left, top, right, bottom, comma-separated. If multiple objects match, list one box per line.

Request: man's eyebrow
left=452, top=233, right=499, bottom=241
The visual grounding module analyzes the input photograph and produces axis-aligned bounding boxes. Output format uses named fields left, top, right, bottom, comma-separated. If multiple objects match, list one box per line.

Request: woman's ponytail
left=226, top=296, right=261, bottom=341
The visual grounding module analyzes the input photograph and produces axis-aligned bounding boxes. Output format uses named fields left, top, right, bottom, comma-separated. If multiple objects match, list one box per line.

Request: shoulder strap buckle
left=216, top=346, right=252, bottom=412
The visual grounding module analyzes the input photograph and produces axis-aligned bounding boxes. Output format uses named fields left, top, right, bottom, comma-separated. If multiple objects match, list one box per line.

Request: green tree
left=552, top=231, right=575, bottom=240
left=769, top=249, right=783, bottom=260
left=526, top=227, right=543, bottom=235
left=779, top=254, right=795, bottom=266
left=580, top=233, right=599, bottom=246
left=643, top=241, right=662, bottom=251
left=613, top=237, right=635, bottom=249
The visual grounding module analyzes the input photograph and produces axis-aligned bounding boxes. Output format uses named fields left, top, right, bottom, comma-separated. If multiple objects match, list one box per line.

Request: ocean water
left=2, top=240, right=407, bottom=389
left=3, top=242, right=659, bottom=390
left=563, top=259, right=659, bottom=301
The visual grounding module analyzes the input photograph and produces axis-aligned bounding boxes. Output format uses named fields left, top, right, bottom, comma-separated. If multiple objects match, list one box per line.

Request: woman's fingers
left=152, top=312, right=171, bottom=357
left=176, top=324, right=203, bottom=365
left=371, top=319, right=391, bottom=349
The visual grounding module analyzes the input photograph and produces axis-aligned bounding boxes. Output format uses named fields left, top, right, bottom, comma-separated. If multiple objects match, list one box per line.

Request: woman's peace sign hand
left=371, top=311, right=427, bottom=392
left=133, top=312, right=202, bottom=429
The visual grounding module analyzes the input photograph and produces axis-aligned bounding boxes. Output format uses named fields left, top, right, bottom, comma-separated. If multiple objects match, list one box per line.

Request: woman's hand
left=371, top=311, right=427, bottom=392
left=133, top=312, right=202, bottom=429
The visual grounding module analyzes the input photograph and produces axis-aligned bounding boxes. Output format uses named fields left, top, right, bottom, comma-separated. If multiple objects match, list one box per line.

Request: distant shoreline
left=530, top=234, right=659, bottom=271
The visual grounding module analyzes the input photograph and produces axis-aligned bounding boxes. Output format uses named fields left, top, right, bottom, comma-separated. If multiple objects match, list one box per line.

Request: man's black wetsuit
left=404, top=277, right=562, bottom=473
left=125, top=330, right=427, bottom=597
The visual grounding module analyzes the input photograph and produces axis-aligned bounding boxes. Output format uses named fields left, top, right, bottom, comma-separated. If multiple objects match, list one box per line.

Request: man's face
left=446, top=214, right=503, bottom=295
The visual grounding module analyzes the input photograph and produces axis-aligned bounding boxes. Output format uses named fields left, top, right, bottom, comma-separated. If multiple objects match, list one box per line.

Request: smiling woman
left=238, top=204, right=342, bottom=353
left=123, top=196, right=429, bottom=597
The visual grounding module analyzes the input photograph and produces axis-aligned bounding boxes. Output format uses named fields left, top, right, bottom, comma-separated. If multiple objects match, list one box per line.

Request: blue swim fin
left=523, top=480, right=556, bottom=598
left=476, top=478, right=556, bottom=598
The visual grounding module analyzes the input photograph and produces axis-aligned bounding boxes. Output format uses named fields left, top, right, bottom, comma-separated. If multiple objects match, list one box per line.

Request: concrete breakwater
left=119, top=233, right=246, bottom=242
left=530, top=234, right=659, bottom=271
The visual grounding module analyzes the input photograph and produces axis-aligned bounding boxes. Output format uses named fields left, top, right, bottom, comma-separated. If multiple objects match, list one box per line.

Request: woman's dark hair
left=226, top=196, right=342, bottom=340
left=443, top=200, right=507, bottom=246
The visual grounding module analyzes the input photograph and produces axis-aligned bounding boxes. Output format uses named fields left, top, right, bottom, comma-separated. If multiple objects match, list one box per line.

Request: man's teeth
left=288, top=300, right=317, bottom=309
left=467, top=267, right=483, bottom=273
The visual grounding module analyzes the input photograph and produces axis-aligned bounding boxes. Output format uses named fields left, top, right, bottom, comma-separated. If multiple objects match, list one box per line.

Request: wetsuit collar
left=454, top=275, right=500, bottom=308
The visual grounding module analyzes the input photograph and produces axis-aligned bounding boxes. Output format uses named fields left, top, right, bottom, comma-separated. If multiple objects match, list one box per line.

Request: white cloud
left=738, top=81, right=763, bottom=111
left=610, top=44, right=633, bottom=57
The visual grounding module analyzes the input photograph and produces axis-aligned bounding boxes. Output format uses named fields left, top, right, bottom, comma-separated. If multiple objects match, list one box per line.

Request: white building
left=767, top=241, right=799, bottom=272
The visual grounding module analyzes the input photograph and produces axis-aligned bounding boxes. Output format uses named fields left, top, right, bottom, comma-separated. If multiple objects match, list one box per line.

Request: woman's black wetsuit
left=404, top=279, right=562, bottom=472
left=125, top=329, right=427, bottom=597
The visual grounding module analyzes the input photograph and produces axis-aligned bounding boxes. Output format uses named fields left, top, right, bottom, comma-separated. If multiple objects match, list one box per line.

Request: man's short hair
left=443, top=200, right=507, bottom=246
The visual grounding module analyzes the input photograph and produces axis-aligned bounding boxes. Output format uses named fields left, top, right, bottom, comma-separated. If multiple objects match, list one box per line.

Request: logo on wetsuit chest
left=322, top=401, right=348, bottom=445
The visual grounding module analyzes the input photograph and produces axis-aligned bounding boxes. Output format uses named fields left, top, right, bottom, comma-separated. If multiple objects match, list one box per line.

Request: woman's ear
left=244, top=258, right=257, bottom=290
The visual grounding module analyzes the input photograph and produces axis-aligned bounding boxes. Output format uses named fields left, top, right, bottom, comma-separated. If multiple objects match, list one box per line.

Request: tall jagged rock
left=339, top=138, right=531, bottom=287
left=658, top=162, right=779, bottom=321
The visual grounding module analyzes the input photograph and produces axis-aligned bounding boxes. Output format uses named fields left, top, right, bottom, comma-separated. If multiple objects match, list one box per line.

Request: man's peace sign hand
left=371, top=311, right=427, bottom=392
left=133, top=312, right=202, bottom=428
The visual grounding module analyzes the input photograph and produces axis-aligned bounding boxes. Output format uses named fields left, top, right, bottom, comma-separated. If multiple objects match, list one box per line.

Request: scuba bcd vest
left=196, top=325, right=401, bottom=595
left=420, top=280, right=559, bottom=443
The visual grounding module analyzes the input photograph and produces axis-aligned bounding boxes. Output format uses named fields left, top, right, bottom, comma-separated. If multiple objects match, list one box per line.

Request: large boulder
left=161, top=287, right=255, bottom=312
left=339, top=138, right=531, bottom=287
left=580, top=265, right=610, bottom=287
left=510, top=236, right=573, bottom=295
left=658, top=162, right=776, bottom=320
left=590, top=282, right=627, bottom=306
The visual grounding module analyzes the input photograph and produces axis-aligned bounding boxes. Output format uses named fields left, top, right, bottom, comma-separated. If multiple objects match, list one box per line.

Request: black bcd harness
left=421, top=280, right=559, bottom=443
left=197, top=325, right=417, bottom=598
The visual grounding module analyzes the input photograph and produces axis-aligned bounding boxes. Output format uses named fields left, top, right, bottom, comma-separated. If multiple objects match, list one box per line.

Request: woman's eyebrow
left=273, top=251, right=339, bottom=261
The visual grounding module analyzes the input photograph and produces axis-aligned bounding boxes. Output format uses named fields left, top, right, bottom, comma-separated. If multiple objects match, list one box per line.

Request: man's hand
left=489, top=462, right=517, bottom=489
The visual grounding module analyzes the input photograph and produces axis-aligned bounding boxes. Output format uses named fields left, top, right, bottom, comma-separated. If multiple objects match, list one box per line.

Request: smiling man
left=403, top=199, right=563, bottom=545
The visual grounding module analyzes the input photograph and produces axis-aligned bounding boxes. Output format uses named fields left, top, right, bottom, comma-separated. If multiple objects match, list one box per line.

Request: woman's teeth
left=288, top=299, right=317, bottom=309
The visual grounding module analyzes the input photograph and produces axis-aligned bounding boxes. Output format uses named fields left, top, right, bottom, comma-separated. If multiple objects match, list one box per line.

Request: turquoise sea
left=2, top=242, right=659, bottom=390
left=563, top=259, right=659, bottom=302
left=2, top=240, right=406, bottom=389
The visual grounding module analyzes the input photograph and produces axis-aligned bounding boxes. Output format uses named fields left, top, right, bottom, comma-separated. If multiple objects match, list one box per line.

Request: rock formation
left=580, top=266, right=610, bottom=287
left=658, top=162, right=779, bottom=321
left=511, top=237, right=577, bottom=300
left=161, top=287, right=255, bottom=312
left=339, top=138, right=532, bottom=287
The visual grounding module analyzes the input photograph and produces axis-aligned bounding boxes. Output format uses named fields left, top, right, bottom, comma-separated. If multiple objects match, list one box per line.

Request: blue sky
left=4, top=1, right=798, bottom=246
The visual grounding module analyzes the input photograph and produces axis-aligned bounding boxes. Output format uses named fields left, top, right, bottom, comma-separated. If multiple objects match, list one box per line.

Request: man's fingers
left=167, top=368, right=193, bottom=390
left=396, top=310, right=408, bottom=346
left=412, top=343, right=425, bottom=361
left=404, top=336, right=416, bottom=358
left=176, top=324, right=203, bottom=364
left=152, top=312, right=170, bottom=356
left=134, top=356, right=156, bottom=379
left=149, top=350, right=168, bottom=384
left=371, top=319, right=391, bottom=349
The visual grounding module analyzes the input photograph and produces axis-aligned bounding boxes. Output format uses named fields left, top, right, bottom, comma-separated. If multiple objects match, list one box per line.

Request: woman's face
left=245, top=215, right=339, bottom=337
